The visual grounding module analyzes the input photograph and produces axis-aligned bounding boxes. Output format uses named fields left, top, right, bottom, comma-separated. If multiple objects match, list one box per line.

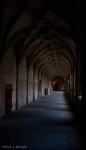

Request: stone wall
left=18, top=59, right=27, bottom=108
left=28, top=65, right=33, bottom=102
left=0, top=46, right=16, bottom=116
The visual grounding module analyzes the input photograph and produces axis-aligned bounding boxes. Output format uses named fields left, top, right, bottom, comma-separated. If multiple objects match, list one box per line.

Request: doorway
left=52, top=76, right=64, bottom=91
left=5, top=84, right=13, bottom=114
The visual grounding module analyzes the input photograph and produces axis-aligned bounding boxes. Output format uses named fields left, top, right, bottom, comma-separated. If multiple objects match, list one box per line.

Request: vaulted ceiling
left=1, top=0, right=83, bottom=80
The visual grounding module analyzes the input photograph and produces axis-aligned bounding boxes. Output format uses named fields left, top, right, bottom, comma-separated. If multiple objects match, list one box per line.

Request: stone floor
left=0, top=91, right=85, bottom=150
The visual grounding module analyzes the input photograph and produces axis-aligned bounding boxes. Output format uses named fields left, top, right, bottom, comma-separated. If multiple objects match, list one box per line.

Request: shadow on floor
left=0, top=91, right=85, bottom=150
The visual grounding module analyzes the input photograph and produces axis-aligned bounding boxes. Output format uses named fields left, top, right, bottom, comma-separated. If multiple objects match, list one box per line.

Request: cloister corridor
left=0, top=91, right=85, bottom=150
left=0, top=0, right=86, bottom=149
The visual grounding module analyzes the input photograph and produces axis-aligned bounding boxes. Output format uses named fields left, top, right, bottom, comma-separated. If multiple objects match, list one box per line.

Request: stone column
left=16, top=65, right=19, bottom=109
left=33, top=65, right=36, bottom=101
left=26, top=61, right=29, bottom=104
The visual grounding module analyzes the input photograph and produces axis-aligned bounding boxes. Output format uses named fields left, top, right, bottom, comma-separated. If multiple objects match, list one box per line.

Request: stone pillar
left=16, top=65, right=19, bottom=109
left=72, top=65, right=75, bottom=105
left=33, top=66, right=35, bottom=101
left=38, top=69, right=42, bottom=98
left=41, top=74, right=44, bottom=96
left=26, top=61, right=29, bottom=104
left=33, top=65, right=38, bottom=101
left=67, top=78, right=70, bottom=99
left=75, top=51, right=79, bottom=109
left=27, top=64, right=33, bottom=103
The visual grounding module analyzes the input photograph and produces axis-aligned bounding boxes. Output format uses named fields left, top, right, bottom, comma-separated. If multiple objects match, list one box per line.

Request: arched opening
left=52, top=76, right=64, bottom=91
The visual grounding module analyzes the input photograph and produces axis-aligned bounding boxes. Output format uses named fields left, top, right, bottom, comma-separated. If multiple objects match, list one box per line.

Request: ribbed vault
left=1, top=0, right=82, bottom=81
